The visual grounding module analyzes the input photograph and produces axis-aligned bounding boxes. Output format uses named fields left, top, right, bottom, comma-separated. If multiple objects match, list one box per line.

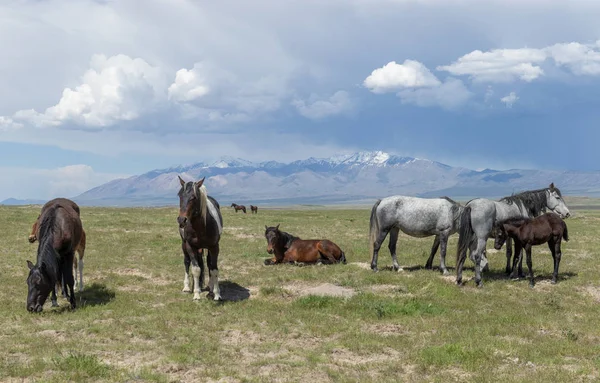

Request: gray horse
left=456, top=183, right=570, bottom=288
left=369, top=196, right=463, bottom=275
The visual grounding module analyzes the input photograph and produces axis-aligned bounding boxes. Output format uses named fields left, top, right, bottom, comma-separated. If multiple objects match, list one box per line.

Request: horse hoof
left=442, top=270, right=450, bottom=276
left=456, top=278, right=463, bottom=286
left=213, top=295, right=222, bottom=302
left=551, top=279, right=557, bottom=285
left=193, top=294, right=202, bottom=301
left=371, top=265, right=379, bottom=272
left=182, top=287, right=191, bottom=293
left=51, top=302, right=59, bottom=308
left=529, top=283, right=535, bottom=288
left=393, top=266, right=402, bottom=272
left=476, top=281, right=484, bottom=288
left=425, top=264, right=432, bottom=270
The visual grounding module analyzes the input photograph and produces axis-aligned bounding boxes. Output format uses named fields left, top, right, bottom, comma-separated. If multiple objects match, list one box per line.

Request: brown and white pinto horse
left=178, top=176, right=223, bottom=301
left=29, top=198, right=87, bottom=292
left=264, top=225, right=346, bottom=265
left=250, top=205, right=258, bottom=214
left=230, top=203, right=247, bottom=213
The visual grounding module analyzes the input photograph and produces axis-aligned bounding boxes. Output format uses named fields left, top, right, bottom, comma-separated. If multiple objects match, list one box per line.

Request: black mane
left=500, top=187, right=553, bottom=217
left=37, top=205, right=61, bottom=282
left=267, top=227, right=299, bottom=249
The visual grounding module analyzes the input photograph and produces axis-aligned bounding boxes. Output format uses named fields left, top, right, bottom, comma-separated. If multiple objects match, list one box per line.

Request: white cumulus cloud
left=13, top=54, right=166, bottom=128
left=364, top=60, right=441, bottom=93
left=292, top=91, right=354, bottom=119
left=437, top=48, right=546, bottom=83
left=500, top=92, right=519, bottom=108
left=397, top=78, right=473, bottom=110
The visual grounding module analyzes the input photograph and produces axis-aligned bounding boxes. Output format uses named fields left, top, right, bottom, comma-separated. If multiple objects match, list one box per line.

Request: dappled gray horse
left=456, top=183, right=570, bottom=288
left=369, top=196, right=463, bottom=275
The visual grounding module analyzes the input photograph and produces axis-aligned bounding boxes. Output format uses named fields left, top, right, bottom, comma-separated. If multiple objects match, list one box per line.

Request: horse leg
left=182, top=243, right=192, bottom=292
left=51, top=285, right=59, bottom=307
left=370, top=228, right=390, bottom=272
left=207, top=246, right=221, bottom=301
left=438, top=233, right=450, bottom=275
left=77, top=246, right=84, bottom=292
left=425, top=235, right=440, bottom=270
left=317, top=242, right=337, bottom=264
left=525, top=246, right=534, bottom=288
left=505, top=237, right=513, bottom=274
left=388, top=227, right=402, bottom=271
left=61, top=255, right=76, bottom=309
left=190, top=248, right=204, bottom=300
left=551, top=240, right=562, bottom=284
left=456, top=242, right=471, bottom=286
left=473, top=238, right=487, bottom=288
left=510, top=242, right=523, bottom=279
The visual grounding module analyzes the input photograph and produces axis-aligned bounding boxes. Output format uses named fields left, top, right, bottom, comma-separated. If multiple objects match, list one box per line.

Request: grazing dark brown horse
left=494, top=213, right=569, bottom=287
left=264, top=225, right=346, bottom=265
left=28, top=198, right=87, bottom=292
left=231, top=203, right=247, bottom=213
left=26, top=200, right=82, bottom=312
left=250, top=205, right=258, bottom=214
left=178, top=176, right=223, bottom=301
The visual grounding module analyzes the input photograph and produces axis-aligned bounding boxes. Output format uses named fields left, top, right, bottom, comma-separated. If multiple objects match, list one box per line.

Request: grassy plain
left=1, top=200, right=599, bottom=382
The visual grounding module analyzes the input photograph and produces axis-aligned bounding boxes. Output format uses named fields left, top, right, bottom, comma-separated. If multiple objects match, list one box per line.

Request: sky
left=2, top=0, right=600, bottom=200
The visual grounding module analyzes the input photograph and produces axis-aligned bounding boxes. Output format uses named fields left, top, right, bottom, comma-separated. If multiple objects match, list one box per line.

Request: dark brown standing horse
left=178, top=176, right=224, bottom=301
left=231, top=203, right=247, bottom=213
left=28, top=198, right=87, bottom=293
left=250, top=205, right=258, bottom=214
left=26, top=200, right=82, bottom=312
left=494, top=212, right=569, bottom=287
left=264, top=225, right=346, bottom=265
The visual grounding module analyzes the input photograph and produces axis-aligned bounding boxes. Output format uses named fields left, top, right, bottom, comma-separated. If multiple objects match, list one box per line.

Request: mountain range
left=16, top=150, right=594, bottom=207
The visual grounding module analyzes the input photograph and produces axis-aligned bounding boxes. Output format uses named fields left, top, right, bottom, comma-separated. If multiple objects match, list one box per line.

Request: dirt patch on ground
left=113, top=268, right=171, bottom=286
left=349, top=262, right=371, bottom=270
left=578, top=285, right=600, bottom=302
left=37, top=329, right=67, bottom=342
left=284, top=282, right=356, bottom=298
left=330, top=347, right=402, bottom=365
left=362, top=323, right=409, bottom=337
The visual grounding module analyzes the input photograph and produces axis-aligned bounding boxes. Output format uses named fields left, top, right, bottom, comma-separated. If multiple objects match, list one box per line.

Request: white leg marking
left=191, top=265, right=202, bottom=300
left=182, top=270, right=191, bottom=292
left=209, top=269, right=221, bottom=301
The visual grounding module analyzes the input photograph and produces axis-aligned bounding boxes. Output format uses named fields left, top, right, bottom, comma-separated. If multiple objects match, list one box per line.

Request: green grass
left=1, top=204, right=599, bottom=382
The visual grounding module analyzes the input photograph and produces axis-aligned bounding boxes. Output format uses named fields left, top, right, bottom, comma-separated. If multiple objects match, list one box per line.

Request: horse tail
left=563, top=221, right=569, bottom=242
left=369, top=199, right=382, bottom=260
left=456, top=206, right=473, bottom=264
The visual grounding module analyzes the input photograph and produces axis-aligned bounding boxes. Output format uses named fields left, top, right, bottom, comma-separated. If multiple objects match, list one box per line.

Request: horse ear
left=549, top=182, right=555, bottom=190
left=178, top=175, right=186, bottom=187
left=265, top=225, right=268, bottom=230
left=27, top=260, right=34, bottom=270
left=195, top=177, right=205, bottom=189
left=276, top=224, right=280, bottom=230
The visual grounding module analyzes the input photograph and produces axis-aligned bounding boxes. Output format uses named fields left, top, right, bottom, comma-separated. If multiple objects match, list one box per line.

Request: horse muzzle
left=267, top=248, right=273, bottom=254
left=27, top=304, right=43, bottom=313
left=28, top=235, right=36, bottom=243
left=177, top=216, right=188, bottom=228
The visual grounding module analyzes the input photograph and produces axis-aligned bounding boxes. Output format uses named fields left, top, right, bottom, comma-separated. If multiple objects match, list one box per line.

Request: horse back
left=41, top=203, right=83, bottom=254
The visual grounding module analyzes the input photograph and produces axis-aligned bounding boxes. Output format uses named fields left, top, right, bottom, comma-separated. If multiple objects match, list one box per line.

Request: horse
left=230, top=203, right=247, bottom=213
left=178, top=176, right=223, bottom=301
left=264, top=225, right=346, bottom=265
left=456, top=183, right=570, bottom=287
left=369, top=196, right=463, bottom=275
left=494, top=213, right=569, bottom=287
left=250, top=205, right=258, bottom=214
left=28, top=199, right=87, bottom=293
left=26, top=201, right=83, bottom=312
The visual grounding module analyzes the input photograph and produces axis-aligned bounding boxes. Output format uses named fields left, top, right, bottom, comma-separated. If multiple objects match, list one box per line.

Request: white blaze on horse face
left=209, top=269, right=221, bottom=301
left=191, top=265, right=202, bottom=300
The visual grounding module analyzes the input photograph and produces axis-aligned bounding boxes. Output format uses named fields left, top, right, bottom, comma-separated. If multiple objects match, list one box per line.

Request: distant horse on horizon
left=28, top=198, right=87, bottom=293
left=456, top=183, right=571, bottom=288
left=26, top=200, right=82, bottom=312
left=250, top=205, right=258, bottom=214
left=264, top=225, right=346, bottom=265
left=369, top=196, right=463, bottom=275
left=231, top=203, right=247, bottom=214
left=178, top=176, right=223, bottom=301
left=493, top=212, right=569, bottom=287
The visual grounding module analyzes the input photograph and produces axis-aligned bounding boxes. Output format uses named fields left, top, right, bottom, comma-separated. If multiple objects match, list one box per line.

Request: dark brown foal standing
left=494, top=212, right=569, bottom=287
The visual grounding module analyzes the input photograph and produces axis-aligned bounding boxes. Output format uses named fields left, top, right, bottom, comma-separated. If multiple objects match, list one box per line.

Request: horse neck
left=37, top=233, right=60, bottom=283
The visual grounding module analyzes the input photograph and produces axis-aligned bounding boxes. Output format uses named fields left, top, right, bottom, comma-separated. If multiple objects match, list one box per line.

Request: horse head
left=493, top=225, right=508, bottom=250
left=26, top=260, right=53, bottom=312
left=177, top=175, right=205, bottom=228
left=264, top=224, right=281, bottom=254
left=545, top=183, right=570, bottom=219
